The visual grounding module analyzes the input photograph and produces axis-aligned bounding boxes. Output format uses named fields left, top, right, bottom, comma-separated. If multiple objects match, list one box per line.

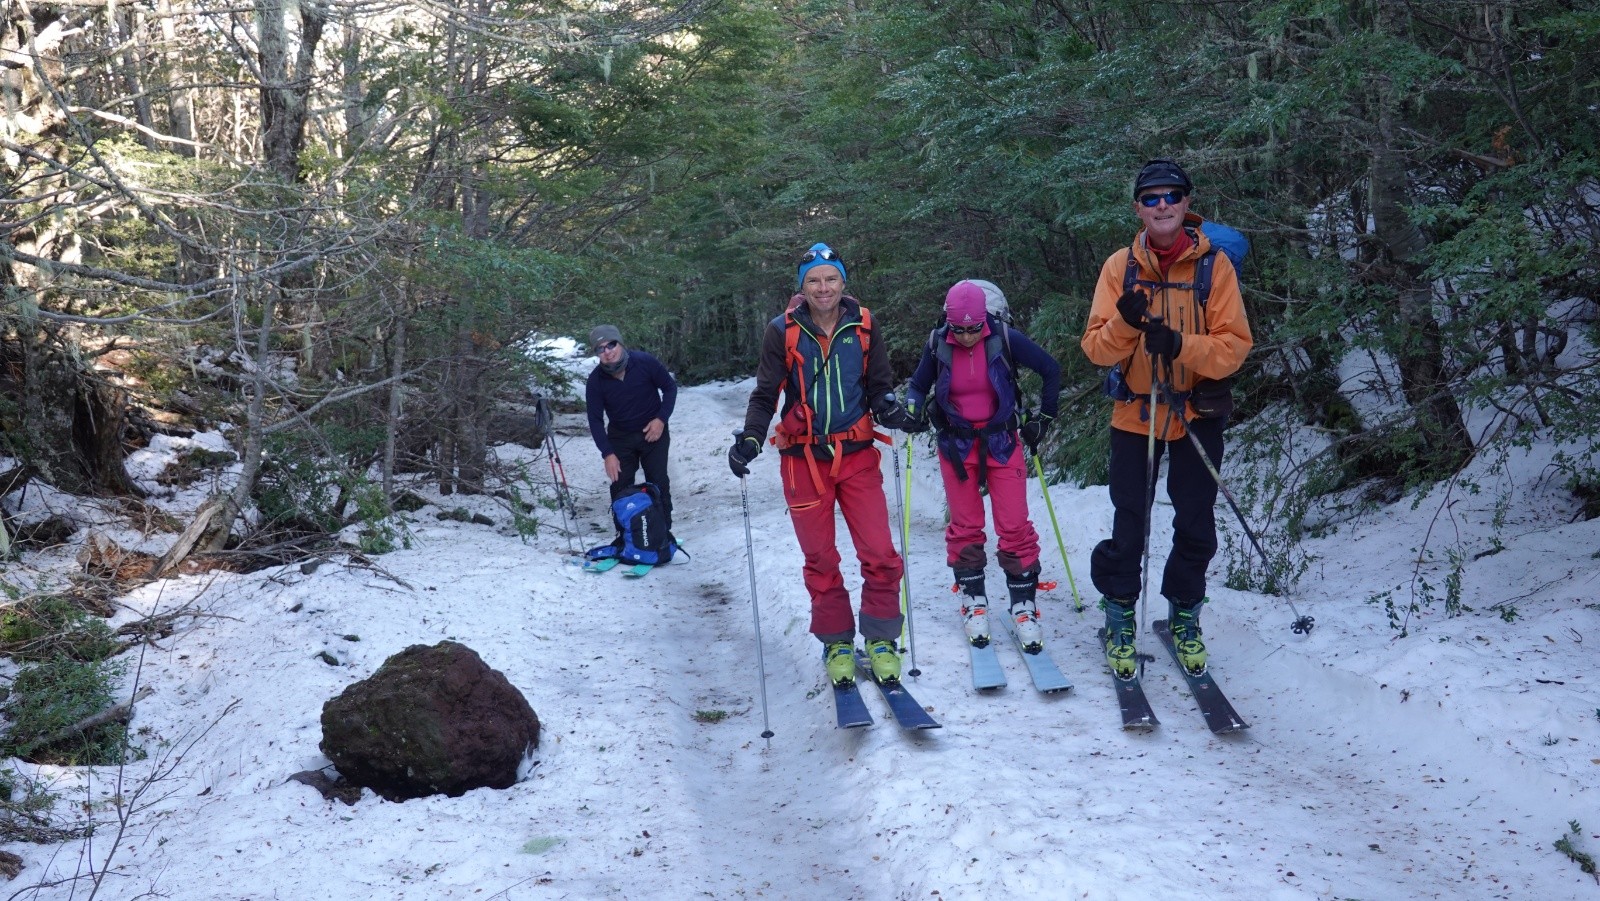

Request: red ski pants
left=939, top=443, right=1041, bottom=575
left=781, top=447, right=905, bottom=643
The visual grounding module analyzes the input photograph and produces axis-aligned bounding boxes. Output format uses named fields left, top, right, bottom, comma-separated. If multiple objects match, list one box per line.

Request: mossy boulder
left=319, top=641, right=540, bottom=800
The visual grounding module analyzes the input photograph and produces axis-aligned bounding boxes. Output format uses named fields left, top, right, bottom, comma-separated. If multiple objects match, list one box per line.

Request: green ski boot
left=1101, top=598, right=1138, bottom=679
left=1169, top=599, right=1208, bottom=675
left=865, top=639, right=901, bottom=684
left=823, top=640, right=856, bottom=687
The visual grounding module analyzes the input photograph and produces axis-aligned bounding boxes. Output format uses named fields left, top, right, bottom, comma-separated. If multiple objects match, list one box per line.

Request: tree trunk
left=4, top=326, right=139, bottom=497
left=112, top=5, right=157, bottom=150
left=226, top=276, right=277, bottom=549
left=340, top=24, right=369, bottom=153
left=1369, top=151, right=1470, bottom=473
left=1367, top=6, right=1471, bottom=477
left=155, top=0, right=196, bottom=158
left=256, top=0, right=326, bottom=182
left=455, top=361, right=488, bottom=494
left=382, top=288, right=406, bottom=501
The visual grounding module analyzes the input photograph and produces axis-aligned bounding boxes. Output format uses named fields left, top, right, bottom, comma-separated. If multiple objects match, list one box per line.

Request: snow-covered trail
left=13, top=377, right=1592, bottom=900
left=551, top=380, right=1582, bottom=900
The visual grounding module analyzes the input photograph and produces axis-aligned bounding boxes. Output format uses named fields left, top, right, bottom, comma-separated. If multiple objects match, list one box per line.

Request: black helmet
left=1133, top=158, right=1193, bottom=198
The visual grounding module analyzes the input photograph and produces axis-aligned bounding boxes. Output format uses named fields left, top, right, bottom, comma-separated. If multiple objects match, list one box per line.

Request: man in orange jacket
left=1080, top=158, right=1253, bottom=679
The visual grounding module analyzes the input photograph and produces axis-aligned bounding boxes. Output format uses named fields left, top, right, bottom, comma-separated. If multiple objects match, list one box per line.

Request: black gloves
left=1116, top=289, right=1150, bottom=330
left=1144, top=323, right=1183, bottom=362
left=1019, top=412, right=1053, bottom=455
left=1117, top=288, right=1180, bottom=361
left=876, top=394, right=927, bottom=433
left=727, top=430, right=762, bottom=476
left=879, top=403, right=926, bottom=433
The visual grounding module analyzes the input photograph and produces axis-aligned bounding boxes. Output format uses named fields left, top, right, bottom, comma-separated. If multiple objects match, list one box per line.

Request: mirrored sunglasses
left=948, top=322, right=985, bottom=335
left=799, top=248, right=843, bottom=265
left=596, top=340, right=621, bottom=353
left=1138, top=189, right=1187, bottom=208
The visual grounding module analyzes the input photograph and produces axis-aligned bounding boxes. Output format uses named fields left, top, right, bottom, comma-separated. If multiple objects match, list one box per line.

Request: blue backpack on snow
left=585, top=483, right=681, bottom=566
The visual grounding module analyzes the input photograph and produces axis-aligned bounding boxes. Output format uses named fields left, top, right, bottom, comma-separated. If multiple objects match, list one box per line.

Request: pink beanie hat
left=944, top=280, right=987, bottom=326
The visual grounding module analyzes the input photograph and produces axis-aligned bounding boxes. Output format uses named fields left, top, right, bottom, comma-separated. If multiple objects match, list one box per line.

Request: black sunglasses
left=799, top=248, right=844, bottom=265
left=596, top=340, right=621, bottom=352
left=948, top=322, right=985, bottom=335
left=1138, top=189, right=1187, bottom=208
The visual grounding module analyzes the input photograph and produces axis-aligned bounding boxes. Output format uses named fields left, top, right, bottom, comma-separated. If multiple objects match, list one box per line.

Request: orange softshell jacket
left=1080, top=222, right=1253, bottom=440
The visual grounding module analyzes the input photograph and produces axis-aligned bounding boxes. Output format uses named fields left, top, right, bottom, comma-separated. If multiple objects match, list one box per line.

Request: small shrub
left=1366, top=589, right=1411, bottom=635
left=1554, top=820, right=1597, bottom=881
left=505, top=480, right=541, bottom=541
left=693, top=710, right=729, bottom=724
left=349, top=478, right=406, bottom=554
left=0, top=766, right=79, bottom=843
left=254, top=434, right=341, bottom=532
left=0, top=596, right=119, bottom=662
left=1, top=656, right=133, bottom=765
left=254, top=424, right=384, bottom=534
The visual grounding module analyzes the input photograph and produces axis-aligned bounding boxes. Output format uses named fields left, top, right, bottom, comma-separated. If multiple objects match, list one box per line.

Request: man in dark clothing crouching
left=584, top=324, right=678, bottom=529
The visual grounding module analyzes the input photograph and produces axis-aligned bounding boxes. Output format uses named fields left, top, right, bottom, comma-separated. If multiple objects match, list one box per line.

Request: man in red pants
left=728, top=242, right=921, bottom=687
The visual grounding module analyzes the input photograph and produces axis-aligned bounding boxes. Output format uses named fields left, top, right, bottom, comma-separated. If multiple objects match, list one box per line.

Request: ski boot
left=953, top=568, right=990, bottom=648
left=1007, top=570, right=1044, bottom=653
left=1102, top=597, right=1138, bottom=679
left=864, top=638, right=901, bottom=683
left=823, top=640, right=856, bottom=687
left=1169, top=598, right=1208, bottom=675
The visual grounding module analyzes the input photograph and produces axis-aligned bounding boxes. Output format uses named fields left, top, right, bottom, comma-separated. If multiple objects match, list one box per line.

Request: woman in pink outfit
left=901, top=281, right=1062, bottom=651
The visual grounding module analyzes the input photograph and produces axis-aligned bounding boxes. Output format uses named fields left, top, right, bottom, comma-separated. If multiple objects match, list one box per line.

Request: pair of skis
left=1104, top=619, right=1248, bottom=735
left=824, top=617, right=1245, bottom=734
left=953, top=598, right=1243, bottom=732
left=581, top=558, right=652, bottom=578
left=831, top=649, right=941, bottom=730
left=965, top=613, right=1073, bottom=694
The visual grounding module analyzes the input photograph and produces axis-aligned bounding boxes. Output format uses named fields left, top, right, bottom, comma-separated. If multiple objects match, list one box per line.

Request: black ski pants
left=1089, top=416, right=1225, bottom=604
left=608, top=428, right=672, bottom=530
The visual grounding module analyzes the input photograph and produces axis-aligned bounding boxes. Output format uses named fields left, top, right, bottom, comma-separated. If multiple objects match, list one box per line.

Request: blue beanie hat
left=796, top=242, right=847, bottom=288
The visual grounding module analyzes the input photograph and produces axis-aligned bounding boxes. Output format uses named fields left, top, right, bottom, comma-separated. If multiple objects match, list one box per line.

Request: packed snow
left=3, top=354, right=1598, bottom=900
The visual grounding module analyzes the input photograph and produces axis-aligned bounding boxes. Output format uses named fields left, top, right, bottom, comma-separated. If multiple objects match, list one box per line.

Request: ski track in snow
left=7, top=375, right=1596, bottom=900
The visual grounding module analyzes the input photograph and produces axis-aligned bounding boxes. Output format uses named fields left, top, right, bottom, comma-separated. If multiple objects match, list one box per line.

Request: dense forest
left=3, top=0, right=1597, bottom=571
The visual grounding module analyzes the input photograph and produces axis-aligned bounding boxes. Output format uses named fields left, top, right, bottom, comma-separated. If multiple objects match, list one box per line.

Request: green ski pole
left=1030, top=450, right=1084, bottom=614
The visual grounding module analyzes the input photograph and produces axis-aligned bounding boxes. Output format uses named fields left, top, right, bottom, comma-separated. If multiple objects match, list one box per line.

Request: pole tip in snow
left=1291, top=615, right=1315, bottom=635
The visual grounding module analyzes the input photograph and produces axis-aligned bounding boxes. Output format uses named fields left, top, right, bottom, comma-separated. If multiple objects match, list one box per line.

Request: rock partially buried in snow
left=319, top=641, right=540, bottom=801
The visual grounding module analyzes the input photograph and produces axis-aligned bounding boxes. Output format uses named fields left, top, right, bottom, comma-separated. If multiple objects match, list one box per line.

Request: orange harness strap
left=773, top=307, right=883, bottom=495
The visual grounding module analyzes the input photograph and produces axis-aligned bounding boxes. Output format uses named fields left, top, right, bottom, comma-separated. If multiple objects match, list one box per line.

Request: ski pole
left=738, top=472, right=776, bottom=744
left=547, top=440, right=577, bottom=556
left=1153, top=376, right=1315, bottom=635
left=902, top=439, right=918, bottom=675
left=1029, top=451, right=1083, bottom=614
left=1139, top=360, right=1161, bottom=636
left=887, top=430, right=920, bottom=678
